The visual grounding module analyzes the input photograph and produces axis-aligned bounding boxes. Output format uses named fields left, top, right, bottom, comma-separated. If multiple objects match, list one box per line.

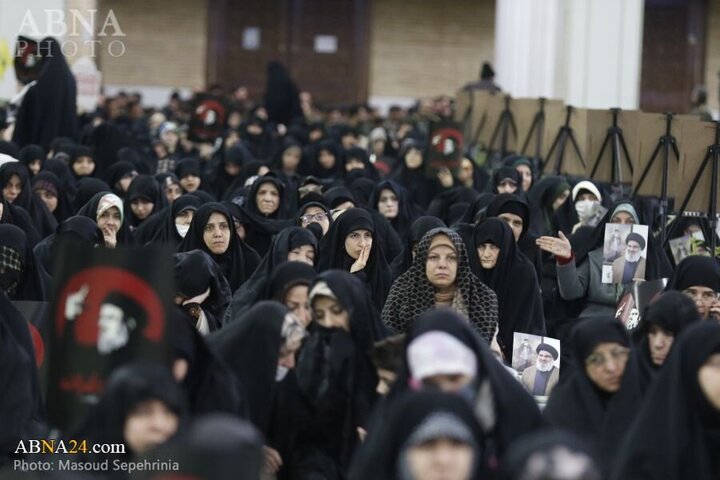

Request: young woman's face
left=123, top=399, right=179, bottom=455
left=119, top=174, right=138, bottom=193
left=610, top=211, right=636, bottom=225
left=164, top=184, right=183, bottom=203
left=287, top=244, right=316, bottom=266
left=477, top=243, right=500, bottom=269
left=552, top=189, right=571, bottom=211
left=224, top=162, right=241, bottom=177
left=28, top=160, right=42, bottom=176
left=498, top=213, right=523, bottom=242
left=647, top=324, right=674, bottom=366
left=344, top=229, right=373, bottom=260
left=516, top=164, right=533, bottom=192
left=457, top=159, right=474, bottom=184
left=405, top=438, right=474, bottom=480
left=203, top=212, right=231, bottom=255
left=175, top=209, right=194, bottom=226
left=425, top=237, right=458, bottom=289
left=283, top=147, right=302, bottom=171
left=404, top=148, right=423, bottom=169
left=584, top=342, right=630, bottom=393
left=319, top=150, right=336, bottom=169
left=377, top=188, right=399, bottom=220
left=35, top=188, right=58, bottom=213
left=130, top=198, right=154, bottom=220
left=73, top=156, right=96, bottom=176
left=698, top=353, right=720, bottom=410
left=284, top=285, right=311, bottom=327
left=97, top=206, right=122, bottom=235
left=3, top=174, right=22, bottom=203
left=312, top=296, right=350, bottom=331
left=179, top=174, right=201, bottom=193
left=256, top=182, right=280, bottom=215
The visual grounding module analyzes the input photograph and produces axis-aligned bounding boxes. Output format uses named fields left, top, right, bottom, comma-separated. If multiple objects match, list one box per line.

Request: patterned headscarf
left=0, top=246, right=22, bottom=272
left=381, top=227, right=498, bottom=343
left=97, top=193, right=124, bottom=224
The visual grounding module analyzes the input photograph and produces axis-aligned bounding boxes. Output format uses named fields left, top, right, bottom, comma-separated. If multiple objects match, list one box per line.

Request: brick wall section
left=368, top=0, right=496, bottom=98
left=95, top=0, right=207, bottom=89
left=705, top=0, right=720, bottom=114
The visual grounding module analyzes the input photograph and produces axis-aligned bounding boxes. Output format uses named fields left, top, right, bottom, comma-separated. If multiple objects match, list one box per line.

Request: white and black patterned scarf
left=381, top=227, right=498, bottom=343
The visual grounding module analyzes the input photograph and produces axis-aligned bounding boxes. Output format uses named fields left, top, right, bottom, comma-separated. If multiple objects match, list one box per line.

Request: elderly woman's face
left=425, top=235, right=458, bottom=289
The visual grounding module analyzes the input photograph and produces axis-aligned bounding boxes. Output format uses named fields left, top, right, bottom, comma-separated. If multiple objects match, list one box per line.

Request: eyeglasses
left=585, top=347, right=630, bottom=368
left=683, top=288, right=719, bottom=303
left=301, top=212, right=328, bottom=224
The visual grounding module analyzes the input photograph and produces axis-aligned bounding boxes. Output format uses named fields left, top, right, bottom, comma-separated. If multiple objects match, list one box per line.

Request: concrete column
left=494, top=0, right=564, bottom=99
left=495, top=0, right=644, bottom=109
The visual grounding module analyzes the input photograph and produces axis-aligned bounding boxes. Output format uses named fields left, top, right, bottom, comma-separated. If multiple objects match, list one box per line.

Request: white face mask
left=575, top=200, right=599, bottom=223
left=176, top=223, right=190, bottom=238
left=275, top=365, right=289, bottom=382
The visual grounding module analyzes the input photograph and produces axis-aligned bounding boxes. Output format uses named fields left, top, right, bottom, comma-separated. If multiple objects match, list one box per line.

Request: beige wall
left=94, top=0, right=494, bottom=100
left=705, top=0, right=720, bottom=115
left=95, top=0, right=207, bottom=89
left=368, top=0, right=496, bottom=99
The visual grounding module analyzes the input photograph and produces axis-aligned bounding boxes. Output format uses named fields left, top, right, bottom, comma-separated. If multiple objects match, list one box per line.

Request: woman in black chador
left=293, top=270, right=387, bottom=478
left=178, top=203, right=259, bottom=292
left=612, top=322, right=720, bottom=480
left=471, top=218, right=545, bottom=359
left=318, top=208, right=392, bottom=312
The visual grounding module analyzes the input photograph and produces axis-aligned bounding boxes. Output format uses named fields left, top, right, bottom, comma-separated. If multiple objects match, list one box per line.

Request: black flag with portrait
left=47, top=241, right=173, bottom=431
left=426, top=120, right=464, bottom=178
left=188, top=94, right=226, bottom=143
left=14, top=36, right=44, bottom=85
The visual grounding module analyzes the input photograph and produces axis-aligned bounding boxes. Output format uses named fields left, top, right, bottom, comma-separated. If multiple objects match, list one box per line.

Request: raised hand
left=102, top=226, right=117, bottom=248
left=263, top=446, right=283, bottom=474
left=536, top=231, right=572, bottom=259
left=350, top=244, right=370, bottom=273
left=436, top=167, right=454, bottom=188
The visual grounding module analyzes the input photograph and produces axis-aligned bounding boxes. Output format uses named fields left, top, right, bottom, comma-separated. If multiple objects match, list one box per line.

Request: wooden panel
left=633, top=112, right=698, bottom=197
left=677, top=120, right=719, bottom=213
left=586, top=109, right=640, bottom=185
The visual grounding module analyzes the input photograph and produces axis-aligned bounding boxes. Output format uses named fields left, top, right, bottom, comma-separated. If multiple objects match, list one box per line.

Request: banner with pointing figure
left=47, top=241, right=173, bottom=431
